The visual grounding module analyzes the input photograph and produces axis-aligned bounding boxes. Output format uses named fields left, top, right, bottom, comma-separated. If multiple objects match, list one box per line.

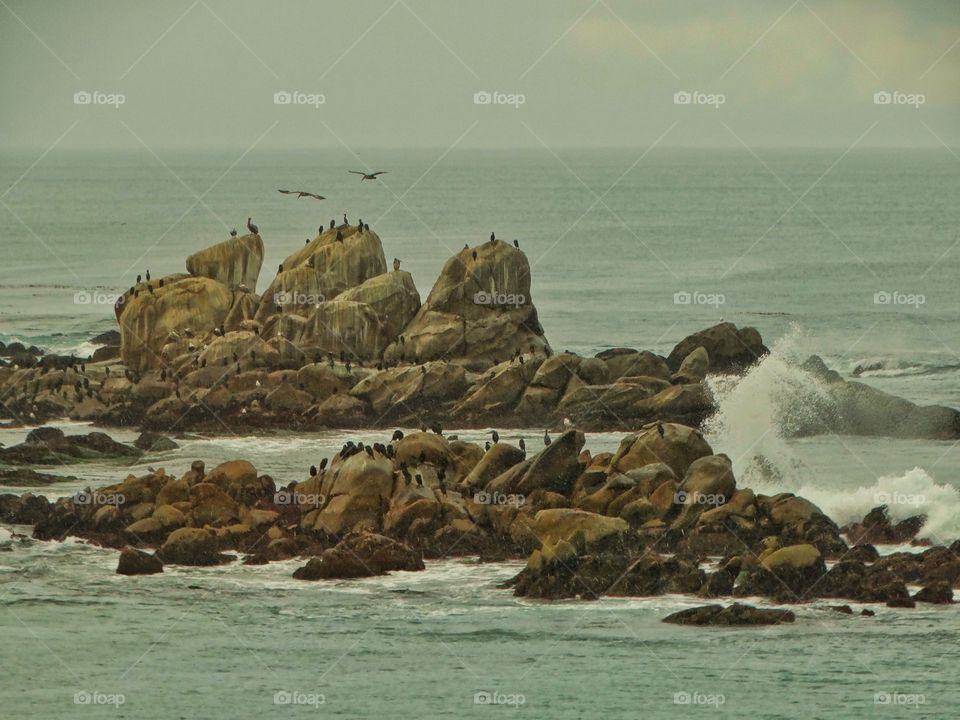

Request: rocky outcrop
left=383, top=240, right=549, bottom=365
left=186, top=233, right=263, bottom=291
left=0, top=426, right=141, bottom=465
left=292, top=532, right=423, bottom=579
left=667, top=322, right=767, bottom=373
left=116, top=546, right=164, bottom=575
left=662, top=603, right=795, bottom=626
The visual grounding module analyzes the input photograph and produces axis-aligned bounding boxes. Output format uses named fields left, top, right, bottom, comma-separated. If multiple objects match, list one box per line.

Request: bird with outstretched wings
left=278, top=189, right=325, bottom=200
left=349, top=170, right=388, bottom=181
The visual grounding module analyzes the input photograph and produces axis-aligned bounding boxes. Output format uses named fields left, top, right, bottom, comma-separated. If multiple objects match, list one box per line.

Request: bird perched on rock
left=365, top=445, right=374, bottom=458
left=329, top=219, right=335, bottom=229
left=393, top=258, right=401, bottom=271
left=230, top=228, right=237, bottom=237
left=343, top=213, right=348, bottom=225
left=472, top=250, right=478, bottom=261
left=415, top=474, right=423, bottom=487
left=490, top=430, right=499, bottom=443
left=319, top=458, right=328, bottom=471
left=657, top=422, right=665, bottom=438
left=430, top=422, right=442, bottom=435
left=392, top=429, right=404, bottom=441
left=349, top=170, right=388, bottom=181
left=146, top=269, right=151, bottom=281
left=309, top=465, right=317, bottom=477
left=489, top=232, right=495, bottom=244
left=513, top=239, right=519, bottom=249
left=519, top=438, right=526, bottom=454
left=136, top=274, right=141, bottom=284
left=247, top=217, right=259, bottom=234
left=543, top=430, right=551, bottom=446
left=357, top=218, right=363, bottom=229
left=278, top=263, right=283, bottom=273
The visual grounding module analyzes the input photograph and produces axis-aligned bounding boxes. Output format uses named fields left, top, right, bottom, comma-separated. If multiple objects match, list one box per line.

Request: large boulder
left=609, top=423, right=712, bottom=479
left=384, top=240, right=550, bottom=364
left=663, top=603, right=795, bottom=626
left=667, top=323, right=767, bottom=373
left=158, top=527, right=226, bottom=566
left=350, top=362, right=468, bottom=415
left=292, top=532, right=423, bottom=579
left=186, top=233, right=263, bottom=291
left=116, top=547, right=164, bottom=575
left=120, top=276, right=234, bottom=372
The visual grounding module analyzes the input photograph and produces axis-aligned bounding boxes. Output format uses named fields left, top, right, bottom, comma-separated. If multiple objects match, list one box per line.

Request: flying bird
left=278, top=189, right=325, bottom=200
left=349, top=170, right=388, bottom=181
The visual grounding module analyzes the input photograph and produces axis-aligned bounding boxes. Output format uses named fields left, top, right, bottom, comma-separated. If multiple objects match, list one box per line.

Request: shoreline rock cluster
left=3, top=424, right=953, bottom=615
left=2, top=225, right=957, bottom=439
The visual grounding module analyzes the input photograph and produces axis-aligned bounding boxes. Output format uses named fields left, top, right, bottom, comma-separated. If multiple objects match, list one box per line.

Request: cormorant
left=392, top=429, right=404, bottom=441
left=137, top=274, right=141, bottom=284
left=491, top=430, right=499, bottom=443
left=247, top=217, right=258, bottom=234
left=415, top=474, right=423, bottom=487
left=349, top=170, right=388, bottom=180
left=519, top=438, right=526, bottom=454
left=330, top=219, right=335, bottom=229
left=146, top=269, right=151, bottom=281
left=310, top=465, right=317, bottom=477
left=230, top=229, right=237, bottom=237
left=319, top=458, right=328, bottom=471
left=543, top=430, right=552, bottom=446
left=393, top=258, right=401, bottom=271
left=513, top=239, right=519, bottom=249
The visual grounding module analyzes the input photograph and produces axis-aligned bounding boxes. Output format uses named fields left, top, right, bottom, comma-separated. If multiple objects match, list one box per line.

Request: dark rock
left=116, top=546, right=164, bottom=575
left=662, top=602, right=794, bottom=626
left=293, top=532, right=423, bottom=580
left=134, top=432, right=179, bottom=453
left=913, top=581, right=953, bottom=604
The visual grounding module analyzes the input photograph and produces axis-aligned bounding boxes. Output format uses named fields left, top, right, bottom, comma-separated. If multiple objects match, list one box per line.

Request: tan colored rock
left=186, top=233, right=263, bottom=291
left=531, top=508, right=628, bottom=549
left=609, top=423, right=712, bottom=479
left=671, top=346, right=709, bottom=384
left=349, top=362, right=468, bottom=415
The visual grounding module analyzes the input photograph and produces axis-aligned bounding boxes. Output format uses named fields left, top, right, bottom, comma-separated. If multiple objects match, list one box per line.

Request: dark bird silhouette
left=230, top=228, right=237, bottom=237
left=491, top=430, right=499, bottom=443
left=247, top=217, right=259, bottom=234
left=342, top=213, right=349, bottom=226
left=472, top=250, right=478, bottom=261
left=349, top=170, right=388, bottom=181
left=146, top=269, right=151, bottom=281
left=657, top=422, right=665, bottom=438
left=513, top=239, right=519, bottom=249
left=278, top=189, right=325, bottom=200
left=415, top=474, right=423, bottom=488
left=393, top=258, right=401, bottom=271
left=136, top=274, right=141, bottom=284
left=519, top=438, right=526, bottom=454
left=329, top=219, right=336, bottom=229
left=278, top=264, right=283, bottom=273
left=365, top=445, right=374, bottom=458
left=392, top=429, right=404, bottom=441
left=309, top=465, right=317, bottom=477
left=430, top=422, right=442, bottom=435
left=319, top=458, right=328, bottom=471
left=485, top=441, right=491, bottom=451
left=543, top=430, right=552, bottom=446
left=489, top=232, right=495, bottom=244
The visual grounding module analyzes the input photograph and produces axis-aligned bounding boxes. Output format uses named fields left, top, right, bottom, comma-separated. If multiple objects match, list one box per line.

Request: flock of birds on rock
left=300, top=425, right=555, bottom=495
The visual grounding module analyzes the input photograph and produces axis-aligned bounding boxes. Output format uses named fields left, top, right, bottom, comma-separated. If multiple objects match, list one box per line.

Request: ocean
left=2, top=148, right=959, bottom=718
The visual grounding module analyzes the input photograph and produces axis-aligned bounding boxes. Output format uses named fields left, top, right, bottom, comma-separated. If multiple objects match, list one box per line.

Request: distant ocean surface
left=2, top=148, right=959, bottom=719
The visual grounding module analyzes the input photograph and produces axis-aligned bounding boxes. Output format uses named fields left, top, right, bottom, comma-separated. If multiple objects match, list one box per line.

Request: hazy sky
left=1, top=0, right=958, bottom=149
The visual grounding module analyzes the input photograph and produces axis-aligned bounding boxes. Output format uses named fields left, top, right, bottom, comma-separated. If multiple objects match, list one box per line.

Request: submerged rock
left=662, top=602, right=795, bottom=626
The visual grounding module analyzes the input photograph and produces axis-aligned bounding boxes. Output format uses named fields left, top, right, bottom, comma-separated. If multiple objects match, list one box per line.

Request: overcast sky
left=1, top=0, right=957, bottom=149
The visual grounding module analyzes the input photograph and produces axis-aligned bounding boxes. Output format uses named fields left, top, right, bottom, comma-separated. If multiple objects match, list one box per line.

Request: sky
left=0, top=0, right=958, bottom=149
